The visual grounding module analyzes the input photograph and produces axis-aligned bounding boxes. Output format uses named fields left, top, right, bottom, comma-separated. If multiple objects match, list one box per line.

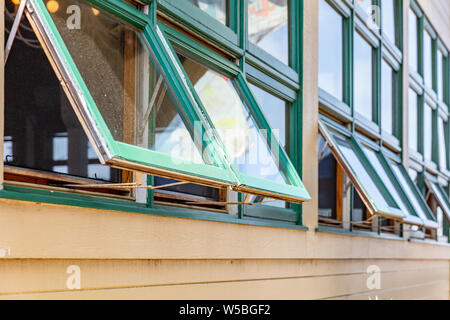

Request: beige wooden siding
left=0, top=199, right=448, bottom=299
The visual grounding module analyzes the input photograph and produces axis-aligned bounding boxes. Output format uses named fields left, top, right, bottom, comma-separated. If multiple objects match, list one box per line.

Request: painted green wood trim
left=0, top=185, right=308, bottom=231
left=157, top=0, right=241, bottom=56
left=354, top=16, right=380, bottom=49
left=327, top=0, right=351, bottom=18
left=113, top=142, right=236, bottom=184
left=390, top=161, right=439, bottom=228
left=349, top=136, right=405, bottom=219
left=315, top=226, right=405, bottom=241
left=354, top=114, right=381, bottom=138
left=244, top=205, right=298, bottom=224
left=157, top=24, right=310, bottom=203
left=245, top=64, right=297, bottom=102
left=83, top=0, right=148, bottom=29
left=235, top=74, right=310, bottom=200
left=245, top=51, right=299, bottom=91
left=228, top=0, right=239, bottom=34
left=141, top=25, right=232, bottom=168
left=436, top=184, right=450, bottom=221
left=157, top=21, right=241, bottom=77
left=33, top=0, right=118, bottom=156
left=321, top=120, right=405, bottom=219
left=34, top=0, right=242, bottom=188
left=237, top=173, right=310, bottom=202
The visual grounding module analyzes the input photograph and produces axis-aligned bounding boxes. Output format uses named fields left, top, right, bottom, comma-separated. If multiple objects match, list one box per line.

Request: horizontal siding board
left=0, top=259, right=448, bottom=299
left=0, top=199, right=449, bottom=260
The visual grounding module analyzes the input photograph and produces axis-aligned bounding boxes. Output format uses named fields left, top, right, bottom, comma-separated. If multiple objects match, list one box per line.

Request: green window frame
left=425, top=176, right=450, bottom=223
left=158, top=21, right=309, bottom=204
left=319, top=118, right=405, bottom=221
left=408, top=0, right=450, bottom=207
left=12, top=0, right=309, bottom=206
left=356, top=135, right=425, bottom=227
left=157, top=0, right=240, bottom=56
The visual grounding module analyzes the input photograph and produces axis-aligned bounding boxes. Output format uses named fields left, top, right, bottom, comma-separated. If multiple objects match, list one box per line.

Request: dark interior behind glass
left=4, top=2, right=121, bottom=184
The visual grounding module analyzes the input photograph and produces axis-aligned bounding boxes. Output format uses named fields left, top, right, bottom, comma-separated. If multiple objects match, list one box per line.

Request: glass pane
left=248, top=0, right=289, bottom=65
left=248, top=84, right=289, bottom=149
left=381, top=60, right=394, bottom=135
left=408, top=168, right=418, bottom=182
left=356, top=0, right=372, bottom=12
left=318, top=0, right=343, bottom=100
left=382, top=0, right=396, bottom=44
left=354, top=32, right=373, bottom=121
left=47, top=0, right=209, bottom=166
left=431, top=183, right=450, bottom=217
left=438, top=117, right=447, bottom=170
left=318, top=134, right=337, bottom=218
left=3, top=136, right=13, bottom=162
left=408, top=88, right=418, bottom=152
left=186, top=0, right=227, bottom=25
left=363, top=147, right=413, bottom=217
left=409, top=9, right=418, bottom=72
left=177, top=53, right=291, bottom=184
left=334, top=135, right=392, bottom=209
left=4, top=2, right=120, bottom=182
left=424, top=30, right=433, bottom=89
left=249, top=84, right=289, bottom=208
left=390, top=162, right=431, bottom=222
left=424, top=102, right=433, bottom=162
left=353, top=189, right=367, bottom=223
left=437, top=206, right=444, bottom=237
left=438, top=49, right=444, bottom=101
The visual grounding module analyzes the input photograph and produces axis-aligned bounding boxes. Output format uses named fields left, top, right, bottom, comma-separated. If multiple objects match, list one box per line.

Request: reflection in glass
left=409, top=9, right=418, bottom=72
left=319, top=0, right=343, bottom=100
left=177, top=53, right=291, bottom=185
left=248, top=0, right=289, bottom=64
left=381, top=60, right=394, bottom=135
left=390, top=162, right=432, bottom=222
left=438, top=49, right=444, bottom=101
left=186, top=0, right=227, bottom=25
left=363, top=147, right=411, bottom=217
left=4, top=0, right=119, bottom=181
left=335, top=136, right=391, bottom=208
left=318, top=134, right=337, bottom=218
left=48, top=0, right=208, bottom=166
left=354, top=32, right=373, bottom=121
left=438, top=117, right=447, bottom=171
left=408, top=168, right=418, bottom=182
left=408, top=88, right=418, bottom=152
left=424, top=103, right=433, bottom=162
left=381, top=0, right=396, bottom=44
left=429, top=182, right=450, bottom=217
left=249, top=84, right=289, bottom=149
left=249, top=84, right=289, bottom=208
left=424, top=30, right=433, bottom=89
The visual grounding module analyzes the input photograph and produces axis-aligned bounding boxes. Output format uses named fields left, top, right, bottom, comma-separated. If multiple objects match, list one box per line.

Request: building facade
left=0, top=0, right=449, bottom=299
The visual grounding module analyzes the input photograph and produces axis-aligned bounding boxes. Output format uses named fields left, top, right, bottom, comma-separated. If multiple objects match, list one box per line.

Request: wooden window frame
left=1, top=0, right=310, bottom=227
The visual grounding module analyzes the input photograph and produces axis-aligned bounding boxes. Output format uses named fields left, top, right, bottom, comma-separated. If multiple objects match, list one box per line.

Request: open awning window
left=358, top=139, right=424, bottom=226
left=318, top=119, right=405, bottom=220
left=387, top=162, right=438, bottom=229
left=425, top=177, right=450, bottom=222
left=319, top=118, right=438, bottom=230
left=9, top=0, right=310, bottom=203
left=158, top=23, right=309, bottom=203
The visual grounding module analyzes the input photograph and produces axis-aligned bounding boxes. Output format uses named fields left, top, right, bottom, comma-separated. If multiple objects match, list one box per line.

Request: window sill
left=315, top=226, right=405, bottom=241
left=0, top=184, right=308, bottom=231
